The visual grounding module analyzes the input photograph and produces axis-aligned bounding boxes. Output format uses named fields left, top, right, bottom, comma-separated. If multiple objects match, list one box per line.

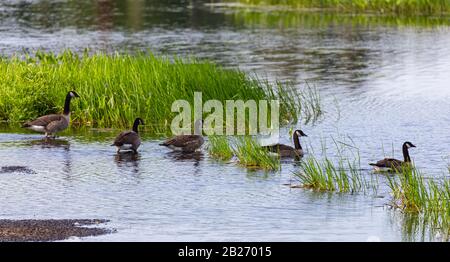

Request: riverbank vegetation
left=228, top=9, right=450, bottom=29
left=228, top=0, right=450, bottom=15
left=0, top=51, right=321, bottom=134
left=387, top=167, right=450, bottom=236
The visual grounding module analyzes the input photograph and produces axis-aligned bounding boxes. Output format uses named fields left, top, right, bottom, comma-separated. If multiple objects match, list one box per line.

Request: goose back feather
left=160, top=120, right=204, bottom=153
left=112, top=118, right=144, bottom=153
left=160, top=135, right=204, bottom=153
left=112, top=131, right=141, bottom=151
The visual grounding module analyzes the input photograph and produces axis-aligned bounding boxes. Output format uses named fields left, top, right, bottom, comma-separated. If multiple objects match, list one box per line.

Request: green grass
left=208, top=135, right=234, bottom=161
left=0, top=50, right=315, bottom=134
left=207, top=135, right=281, bottom=170
left=387, top=167, right=450, bottom=236
left=228, top=0, right=450, bottom=15
left=295, top=156, right=369, bottom=193
left=233, top=136, right=280, bottom=170
left=294, top=137, right=376, bottom=194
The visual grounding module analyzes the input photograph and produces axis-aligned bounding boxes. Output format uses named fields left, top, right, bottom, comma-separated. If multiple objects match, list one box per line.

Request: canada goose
left=111, top=118, right=144, bottom=154
left=369, top=141, right=416, bottom=172
left=262, top=129, right=307, bottom=158
left=159, top=119, right=204, bottom=153
left=22, top=91, right=80, bottom=138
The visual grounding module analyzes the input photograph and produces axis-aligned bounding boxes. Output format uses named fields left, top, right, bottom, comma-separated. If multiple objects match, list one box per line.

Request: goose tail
left=369, top=163, right=377, bottom=166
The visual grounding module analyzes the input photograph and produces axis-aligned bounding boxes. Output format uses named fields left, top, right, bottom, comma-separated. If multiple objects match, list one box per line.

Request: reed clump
left=295, top=156, right=368, bottom=193
left=233, top=136, right=280, bottom=170
left=294, top=138, right=376, bottom=194
left=387, top=167, right=450, bottom=236
left=207, top=135, right=234, bottom=161
left=0, top=50, right=315, bottom=133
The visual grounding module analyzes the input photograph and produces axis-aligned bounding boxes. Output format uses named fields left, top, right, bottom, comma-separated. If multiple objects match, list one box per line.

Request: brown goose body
left=264, top=144, right=303, bottom=158
left=22, top=91, right=79, bottom=137
left=369, top=158, right=408, bottom=170
left=160, top=120, right=204, bottom=153
left=23, top=114, right=70, bottom=134
left=369, top=142, right=416, bottom=172
left=160, top=135, right=204, bottom=153
left=112, top=118, right=144, bottom=153
left=262, top=130, right=307, bottom=158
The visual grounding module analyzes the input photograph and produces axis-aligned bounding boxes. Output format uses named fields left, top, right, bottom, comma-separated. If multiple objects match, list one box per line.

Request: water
left=1, top=0, right=450, bottom=241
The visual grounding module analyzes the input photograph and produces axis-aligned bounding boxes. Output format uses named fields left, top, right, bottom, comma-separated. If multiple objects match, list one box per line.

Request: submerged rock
left=0, top=166, right=36, bottom=174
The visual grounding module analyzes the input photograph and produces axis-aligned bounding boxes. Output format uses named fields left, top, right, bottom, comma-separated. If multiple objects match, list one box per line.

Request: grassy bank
left=0, top=51, right=312, bottom=133
left=229, top=0, right=450, bottom=15
left=228, top=9, right=450, bottom=29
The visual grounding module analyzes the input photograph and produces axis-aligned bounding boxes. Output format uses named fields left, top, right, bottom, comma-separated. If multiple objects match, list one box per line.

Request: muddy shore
left=0, top=219, right=113, bottom=242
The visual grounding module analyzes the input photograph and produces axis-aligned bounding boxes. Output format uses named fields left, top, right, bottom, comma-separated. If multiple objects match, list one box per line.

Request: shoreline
left=0, top=219, right=113, bottom=242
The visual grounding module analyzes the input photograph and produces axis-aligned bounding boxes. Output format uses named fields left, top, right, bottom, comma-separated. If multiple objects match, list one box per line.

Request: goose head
left=134, top=118, right=145, bottom=126
left=403, top=141, right=416, bottom=149
left=63, top=91, right=80, bottom=115
left=68, top=90, right=80, bottom=98
left=294, top=130, right=308, bottom=137
left=132, top=118, right=144, bottom=133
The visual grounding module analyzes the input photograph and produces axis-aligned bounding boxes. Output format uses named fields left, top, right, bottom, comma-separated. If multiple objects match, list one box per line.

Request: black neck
left=293, top=132, right=302, bottom=150
left=132, top=120, right=140, bottom=133
left=63, top=93, right=72, bottom=115
left=402, top=144, right=411, bottom=162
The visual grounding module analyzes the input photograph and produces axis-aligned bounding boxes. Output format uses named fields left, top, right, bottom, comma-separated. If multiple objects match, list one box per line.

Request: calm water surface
left=1, top=0, right=449, bottom=241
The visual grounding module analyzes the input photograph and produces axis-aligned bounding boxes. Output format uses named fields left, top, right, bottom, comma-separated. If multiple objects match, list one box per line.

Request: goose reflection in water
left=114, top=151, right=141, bottom=174
left=165, top=151, right=203, bottom=168
left=10, top=138, right=72, bottom=177
left=30, top=138, right=72, bottom=177
left=27, top=138, right=71, bottom=150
